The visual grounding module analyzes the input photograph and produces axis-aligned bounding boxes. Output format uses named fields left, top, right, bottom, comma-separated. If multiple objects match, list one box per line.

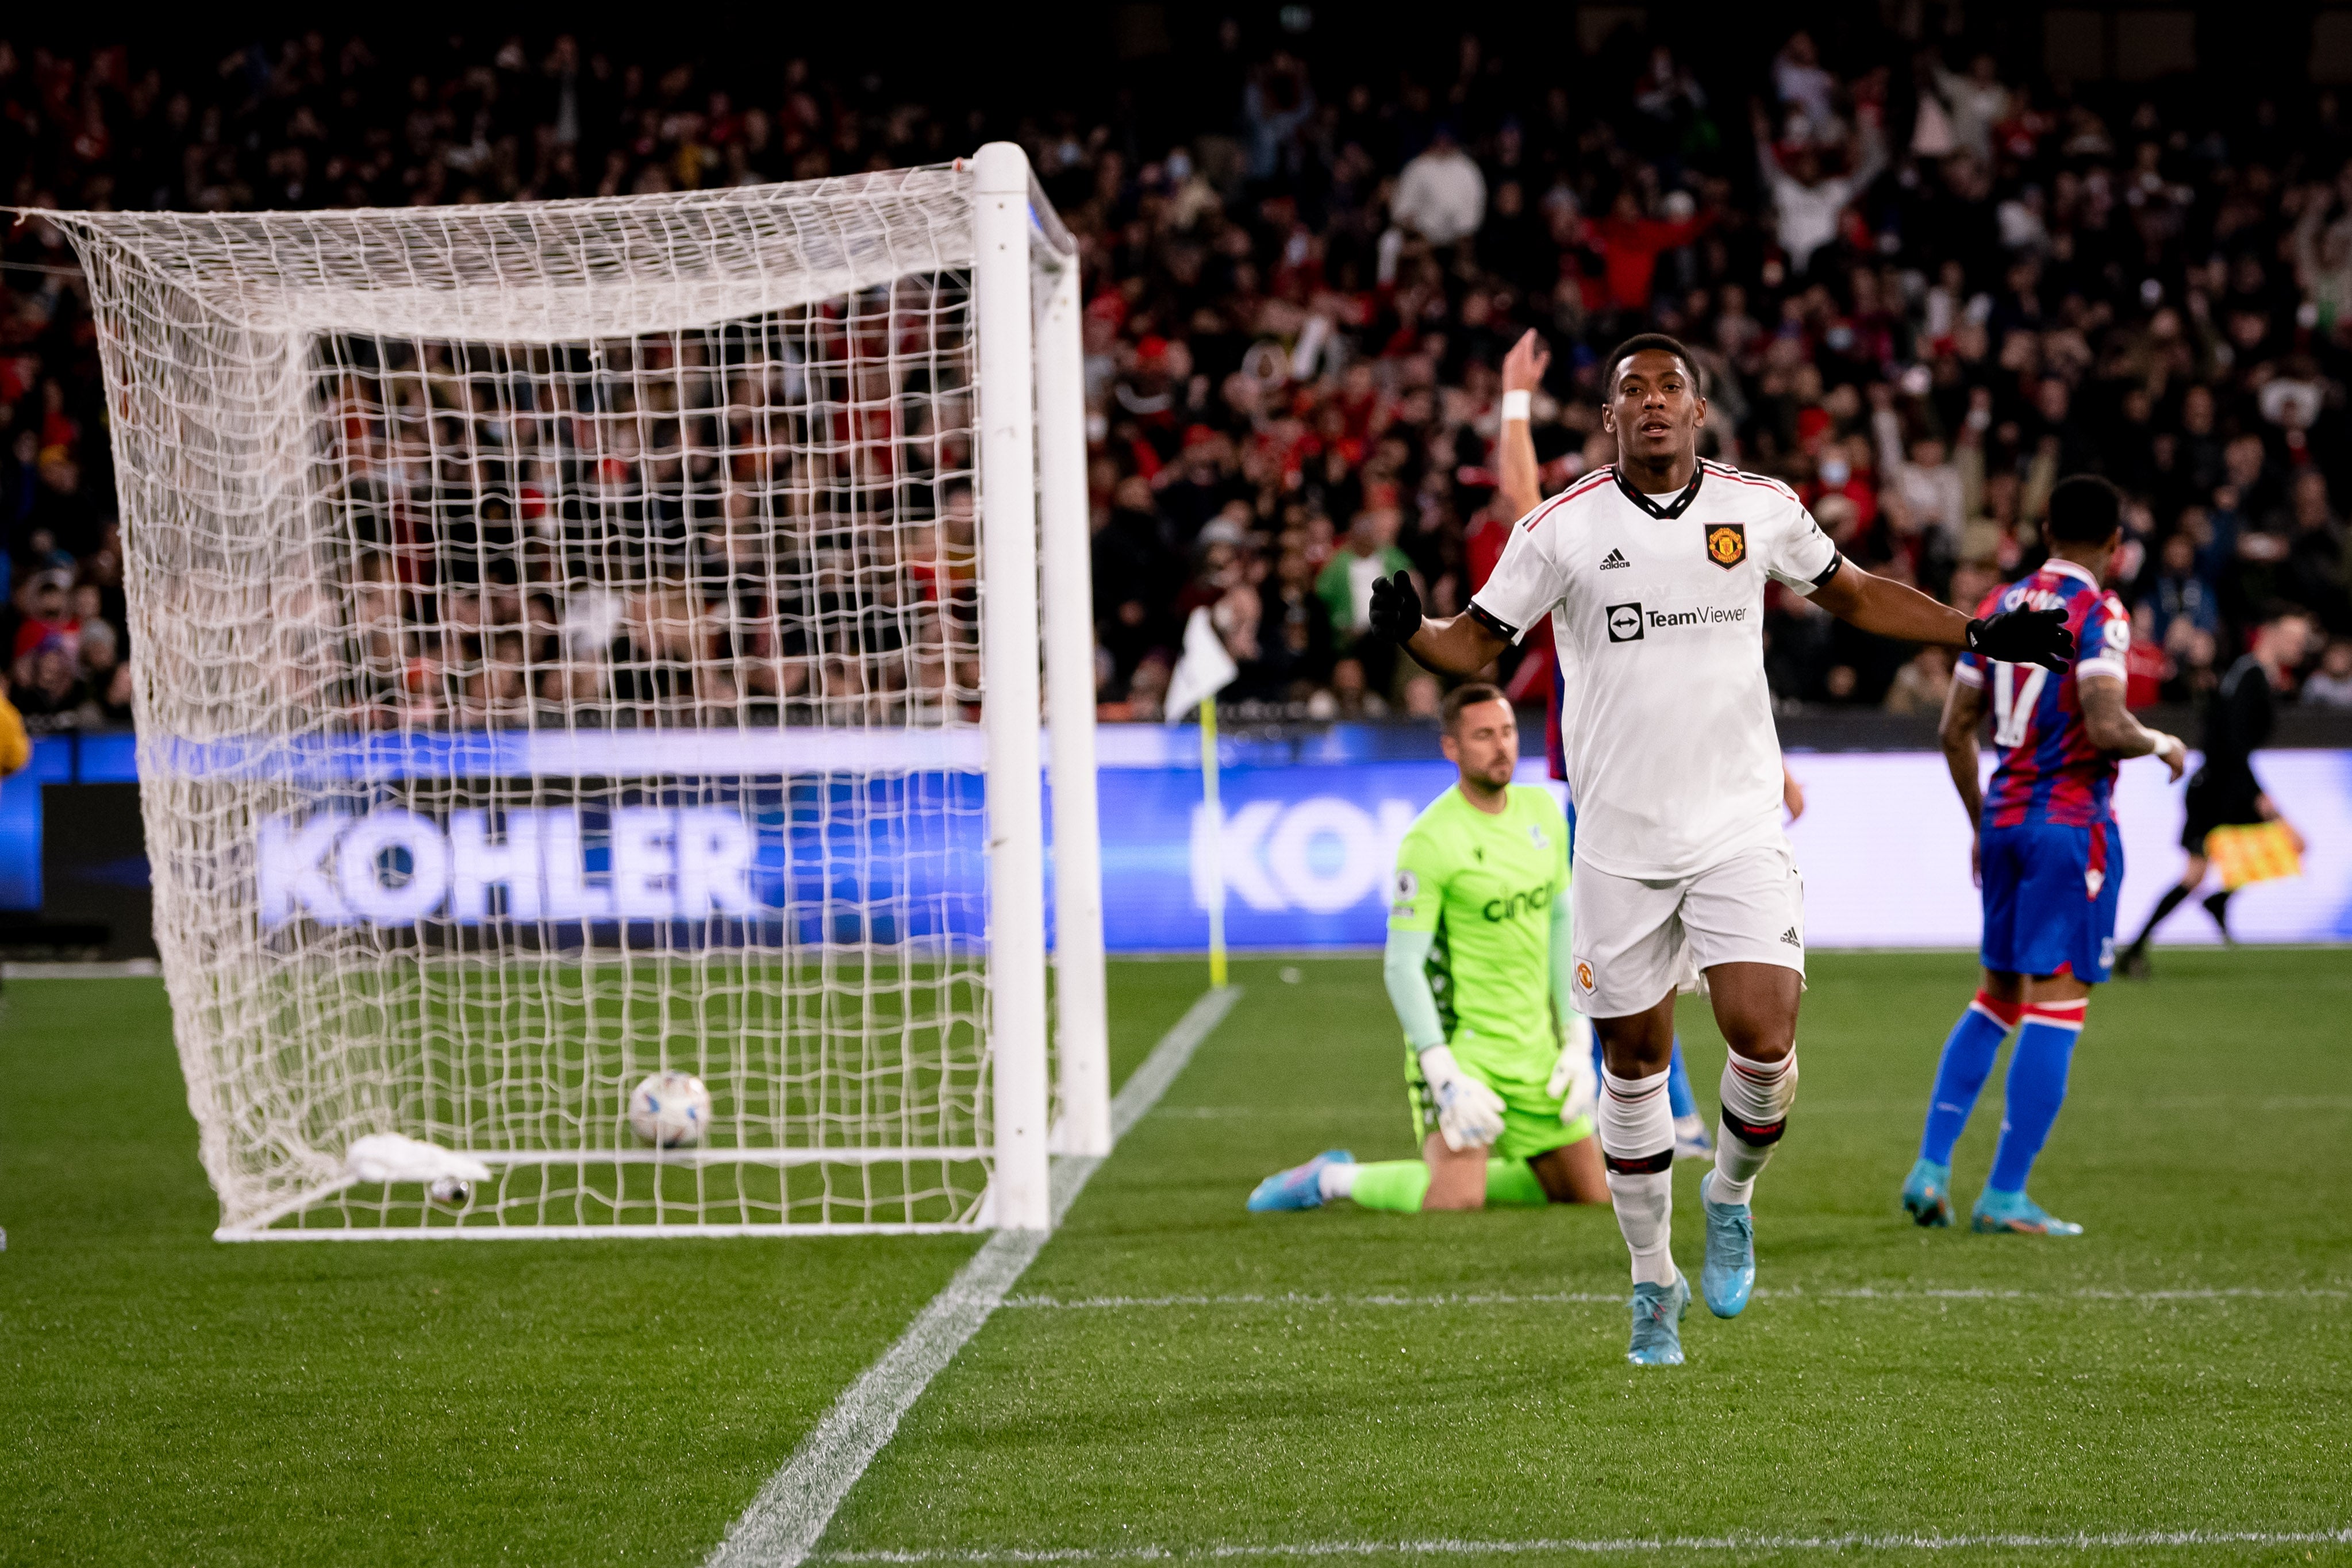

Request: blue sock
left=1666, top=1037, right=1696, bottom=1120
left=1919, top=991, right=2019, bottom=1166
left=1987, top=1001, right=2086, bottom=1192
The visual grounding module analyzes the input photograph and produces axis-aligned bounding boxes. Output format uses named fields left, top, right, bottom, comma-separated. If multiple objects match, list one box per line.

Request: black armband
left=1466, top=602, right=1520, bottom=642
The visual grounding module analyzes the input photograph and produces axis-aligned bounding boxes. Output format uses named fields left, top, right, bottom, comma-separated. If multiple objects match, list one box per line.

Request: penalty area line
left=815, top=1527, right=2352, bottom=1562
left=706, top=985, right=1244, bottom=1568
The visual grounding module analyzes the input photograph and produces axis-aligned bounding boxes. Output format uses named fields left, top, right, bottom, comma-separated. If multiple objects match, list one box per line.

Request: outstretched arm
left=1812, top=556, right=1973, bottom=646
left=1370, top=571, right=1515, bottom=675
left=1377, top=464, right=1562, bottom=674
left=1405, top=610, right=1513, bottom=677
left=1811, top=556, right=2075, bottom=670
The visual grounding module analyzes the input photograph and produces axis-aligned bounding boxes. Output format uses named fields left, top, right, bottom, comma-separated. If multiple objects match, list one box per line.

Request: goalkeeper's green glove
left=1419, top=1044, right=1506, bottom=1151
left=1547, top=1013, right=1599, bottom=1128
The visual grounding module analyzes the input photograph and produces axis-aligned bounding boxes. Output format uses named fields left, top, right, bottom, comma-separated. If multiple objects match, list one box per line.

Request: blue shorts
left=1980, top=818, right=2123, bottom=983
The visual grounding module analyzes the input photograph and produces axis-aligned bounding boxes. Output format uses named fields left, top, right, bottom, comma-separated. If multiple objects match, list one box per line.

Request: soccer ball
left=428, top=1177, right=471, bottom=1207
left=628, top=1071, right=712, bottom=1148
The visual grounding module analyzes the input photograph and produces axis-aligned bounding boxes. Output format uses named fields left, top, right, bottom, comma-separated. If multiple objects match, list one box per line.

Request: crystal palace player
left=1903, top=477, right=2186, bottom=1236
left=1370, top=336, right=2074, bottom=1366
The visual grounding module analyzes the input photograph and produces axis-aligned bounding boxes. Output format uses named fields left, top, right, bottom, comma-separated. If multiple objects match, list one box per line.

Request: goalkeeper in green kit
left=1248, top=683, right=1609, bottom=1213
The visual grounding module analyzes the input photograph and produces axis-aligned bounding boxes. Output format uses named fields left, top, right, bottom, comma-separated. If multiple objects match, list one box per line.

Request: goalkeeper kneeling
left=1250, top=683, right=1609, bottom=1213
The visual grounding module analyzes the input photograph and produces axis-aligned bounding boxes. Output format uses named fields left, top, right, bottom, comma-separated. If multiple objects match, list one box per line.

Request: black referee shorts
left=2181, top=775, right=2261, bottom=854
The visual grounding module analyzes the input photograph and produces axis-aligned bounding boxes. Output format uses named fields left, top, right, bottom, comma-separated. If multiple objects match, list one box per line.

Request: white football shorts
left=1568, top=840, right=1807, bottom=1019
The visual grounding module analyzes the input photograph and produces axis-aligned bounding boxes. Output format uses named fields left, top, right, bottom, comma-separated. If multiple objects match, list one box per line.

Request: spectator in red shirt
left=1587, top=187, right=1715, bottom=318
left=10, top=567, right=78, bottom=662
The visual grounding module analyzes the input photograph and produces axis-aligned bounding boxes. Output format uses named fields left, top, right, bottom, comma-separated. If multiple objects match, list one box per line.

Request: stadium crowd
left=6, top=24, right=2352, bottom=733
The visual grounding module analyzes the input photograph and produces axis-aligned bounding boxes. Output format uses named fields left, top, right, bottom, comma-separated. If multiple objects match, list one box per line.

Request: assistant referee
left=2120, top=604, right=2316, bottom=973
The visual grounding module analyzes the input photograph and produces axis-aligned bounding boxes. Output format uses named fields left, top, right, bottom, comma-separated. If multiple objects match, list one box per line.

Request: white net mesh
left=44, top=166, right=1065, bottom=1235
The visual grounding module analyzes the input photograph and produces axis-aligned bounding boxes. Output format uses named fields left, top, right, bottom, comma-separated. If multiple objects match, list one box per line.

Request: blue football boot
left=1902, top=1158, right=1955, bottom=1228
left=1627, top=1274, right=1691, bottom=1366
left=1246, top=1150, right=1352, bottom=1212
left=1673, top=1114, right=1716, bottom=1162
left=1970, top=1187, right=2084, bottom=1236
left=1699, top=1171, right=1756, bottom=1319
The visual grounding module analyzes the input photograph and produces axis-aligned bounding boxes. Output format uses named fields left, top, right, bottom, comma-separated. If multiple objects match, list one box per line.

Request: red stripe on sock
left=1971, top=990, right=2024, bottom=1027
left=2021, top=1001, right=2088, bottom=1028
left=1726, top=1055, right=1791, bottom=1081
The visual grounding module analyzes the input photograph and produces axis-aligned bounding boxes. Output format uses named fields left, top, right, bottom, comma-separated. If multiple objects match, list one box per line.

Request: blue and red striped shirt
left=1956, top=559, right=2132, bottom=829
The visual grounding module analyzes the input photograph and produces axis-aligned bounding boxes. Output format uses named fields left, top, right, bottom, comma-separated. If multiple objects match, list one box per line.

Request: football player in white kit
left=1371, top=335, right=2075, bottom=1365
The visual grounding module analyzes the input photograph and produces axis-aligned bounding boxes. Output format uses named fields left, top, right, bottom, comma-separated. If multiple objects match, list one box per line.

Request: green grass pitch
left=3, top=951, right=2348, bottom=1565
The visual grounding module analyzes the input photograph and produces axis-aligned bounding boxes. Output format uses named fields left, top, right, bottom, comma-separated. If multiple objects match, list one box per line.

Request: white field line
left=1001, top=1285, right=2349, bottom=1310
left=706, top=986, right=1243, bottom=1568
left=1106, top=992, right=1244, bottom=1143
left=817, top=1528, right=2352, bottom=1563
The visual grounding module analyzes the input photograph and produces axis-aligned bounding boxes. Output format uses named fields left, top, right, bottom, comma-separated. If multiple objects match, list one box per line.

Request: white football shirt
left=1473, top=460, right=1841, bottom=879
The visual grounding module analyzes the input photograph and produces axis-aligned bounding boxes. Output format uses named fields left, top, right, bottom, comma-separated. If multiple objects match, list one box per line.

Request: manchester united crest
left=1705, top=521, right=1747, bottom=570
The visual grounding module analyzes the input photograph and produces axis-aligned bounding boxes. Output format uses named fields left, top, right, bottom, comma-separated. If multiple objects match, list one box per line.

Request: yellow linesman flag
left=0, top=691, right=27, bottom=779
left=2204, top=821, right=2303, bottom=891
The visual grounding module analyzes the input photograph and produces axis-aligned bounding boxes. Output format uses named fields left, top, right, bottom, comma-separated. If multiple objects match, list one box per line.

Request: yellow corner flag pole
left=1200, top=695, right=1227, bottom=989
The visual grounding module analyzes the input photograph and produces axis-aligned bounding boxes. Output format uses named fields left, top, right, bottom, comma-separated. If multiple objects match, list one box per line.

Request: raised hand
left=1502, top=329, right=1551, bottom=395
left=1369, top=568, right=1423, bottom=645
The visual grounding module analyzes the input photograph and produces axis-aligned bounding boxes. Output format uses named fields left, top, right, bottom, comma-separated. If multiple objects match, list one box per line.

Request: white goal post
left=29, top=142, right=1108, bottom=1238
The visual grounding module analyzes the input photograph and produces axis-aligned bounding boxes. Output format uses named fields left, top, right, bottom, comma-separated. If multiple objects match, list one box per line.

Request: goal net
left=36, top=145, right=1106, bottom=1238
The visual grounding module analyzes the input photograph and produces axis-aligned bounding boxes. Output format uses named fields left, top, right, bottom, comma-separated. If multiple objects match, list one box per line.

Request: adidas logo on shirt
left=1780, top=927, right=1803, bottom=947
left=1600, top=548, right=1631, bottom=569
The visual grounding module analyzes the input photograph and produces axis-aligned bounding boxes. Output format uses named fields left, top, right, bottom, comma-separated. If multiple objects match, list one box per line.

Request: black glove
left=1965, top=606, right=2074, bottom=671
left=1369, top=569, right=1423, bottom=644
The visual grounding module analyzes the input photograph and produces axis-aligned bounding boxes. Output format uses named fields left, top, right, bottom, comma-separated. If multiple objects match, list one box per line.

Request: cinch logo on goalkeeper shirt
left=256, top=806, right=758, bottom=927
left=1481, top=885, right=1552, bottom=922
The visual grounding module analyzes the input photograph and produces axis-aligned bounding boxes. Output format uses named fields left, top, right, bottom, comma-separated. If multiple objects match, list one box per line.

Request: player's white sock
left=1600, top=1067, right=1677, bottom=1287
left=1317, top=1160, right=1358, bottom=1201
left=1711, top=1048, right=1798, bottom=1207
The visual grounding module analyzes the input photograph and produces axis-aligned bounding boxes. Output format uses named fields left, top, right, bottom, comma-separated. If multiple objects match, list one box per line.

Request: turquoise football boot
left=1246, top=1150, right=1352, bottom=1212
left=1970, top=1187, right=2084, bottom=1236
left=1626, top=1274, right=1691, bottom=1366
left=1699, top=1171, right=1755, bottom=1319
left=1902, top=1158, right=1955, bottom=1228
